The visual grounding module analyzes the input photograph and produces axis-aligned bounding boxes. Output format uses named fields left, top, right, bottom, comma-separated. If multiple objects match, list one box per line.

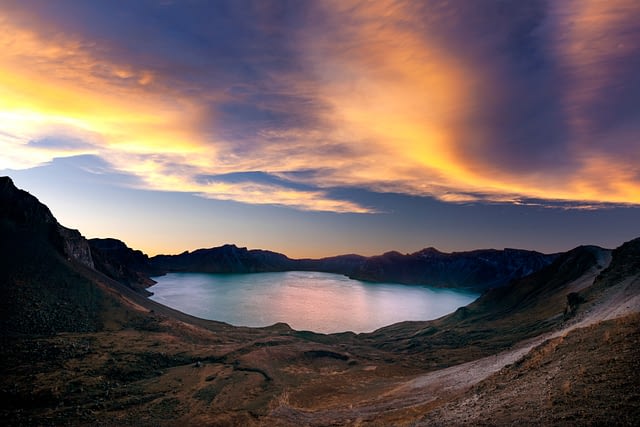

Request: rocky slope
left=1, top=175, right=638, bottom=426
left=89, top=238, right=157, bottom=295
left=0, top=177, right=100, bottom=335
left=361, top=244, right=610, bottom=362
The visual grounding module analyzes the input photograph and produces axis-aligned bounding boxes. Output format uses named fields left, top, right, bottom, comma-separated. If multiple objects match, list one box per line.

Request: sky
left=1, top=0, right=639, bottom=258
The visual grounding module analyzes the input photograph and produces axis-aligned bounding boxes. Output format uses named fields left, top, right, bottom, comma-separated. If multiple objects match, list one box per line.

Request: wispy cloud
left=0, top=0, right=638, bottom=211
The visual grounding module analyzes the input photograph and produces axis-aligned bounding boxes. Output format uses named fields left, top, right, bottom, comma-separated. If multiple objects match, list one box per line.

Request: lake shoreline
left=148, top=271, right=479, bottom=334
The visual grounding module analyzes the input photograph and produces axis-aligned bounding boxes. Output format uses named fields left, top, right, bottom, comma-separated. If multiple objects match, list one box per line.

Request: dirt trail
left=389, top=255, right=639, bottom=406
left=393, top=253, right=638, bottom=400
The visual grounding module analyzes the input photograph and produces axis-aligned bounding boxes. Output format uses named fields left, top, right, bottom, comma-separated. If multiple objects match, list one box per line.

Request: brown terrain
left=1, top=176, right=639, bottom=426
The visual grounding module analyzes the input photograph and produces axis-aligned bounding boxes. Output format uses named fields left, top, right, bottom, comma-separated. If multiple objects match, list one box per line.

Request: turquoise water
left=149, top=271, right=478, bottom=333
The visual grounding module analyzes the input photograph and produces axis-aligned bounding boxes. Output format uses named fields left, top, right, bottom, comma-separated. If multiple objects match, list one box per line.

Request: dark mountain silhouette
left=144, top=245, right=556, bottom=292
left=297, top=253, right=368, bottom=276
left=85, top=237, right=556, bottom=293
left=89, top=238, right=157, bottom=295
left=150, top=244, right=297, bottom=274
left=342, top=246, right=556, bottom=290
left=0, top=177, right=100, bottom=335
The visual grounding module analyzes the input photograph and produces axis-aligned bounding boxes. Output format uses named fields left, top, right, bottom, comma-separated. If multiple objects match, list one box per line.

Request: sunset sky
left=1, top=0, right=639, bottom=257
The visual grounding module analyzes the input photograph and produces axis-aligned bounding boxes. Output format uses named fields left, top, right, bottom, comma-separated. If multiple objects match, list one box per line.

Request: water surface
left=149, top=271, right=478, bottom=333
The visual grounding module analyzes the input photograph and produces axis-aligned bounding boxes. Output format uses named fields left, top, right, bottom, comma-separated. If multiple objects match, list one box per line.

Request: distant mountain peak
left=416, top=247, right=443, bottom=257
left=220, top=243, right=240, bottom=249
left=381, top=250, right=404, bottom=257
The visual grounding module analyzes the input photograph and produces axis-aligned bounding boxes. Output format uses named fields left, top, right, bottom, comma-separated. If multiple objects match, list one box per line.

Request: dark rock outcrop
left=595, top=236, right=640, bottom=283
left=89, top=238, right=156, bottom=295
left=564, top=291, right=585, bottom=318
left=56, top=225, right=94, bottom=269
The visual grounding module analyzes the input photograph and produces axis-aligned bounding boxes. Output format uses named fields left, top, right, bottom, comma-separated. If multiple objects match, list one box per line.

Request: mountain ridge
left=89, top=238, right=558, bottom=293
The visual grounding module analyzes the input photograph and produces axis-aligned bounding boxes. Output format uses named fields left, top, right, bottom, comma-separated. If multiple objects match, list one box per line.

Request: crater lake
left=148, top=271, right=479, bottom=333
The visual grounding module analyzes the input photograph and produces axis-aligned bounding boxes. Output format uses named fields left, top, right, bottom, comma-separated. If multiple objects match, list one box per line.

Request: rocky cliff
left=56, top=225, right=94, bottom=269
left=89, top=238, right=156, bottom=295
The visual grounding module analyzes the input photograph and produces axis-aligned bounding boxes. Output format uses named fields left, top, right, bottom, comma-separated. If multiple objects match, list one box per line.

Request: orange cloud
left=1, top=1, right=638, bottom=212
left=0, top=12, right=376, bottom=212
left=283, top=0, right=640, bottom=206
